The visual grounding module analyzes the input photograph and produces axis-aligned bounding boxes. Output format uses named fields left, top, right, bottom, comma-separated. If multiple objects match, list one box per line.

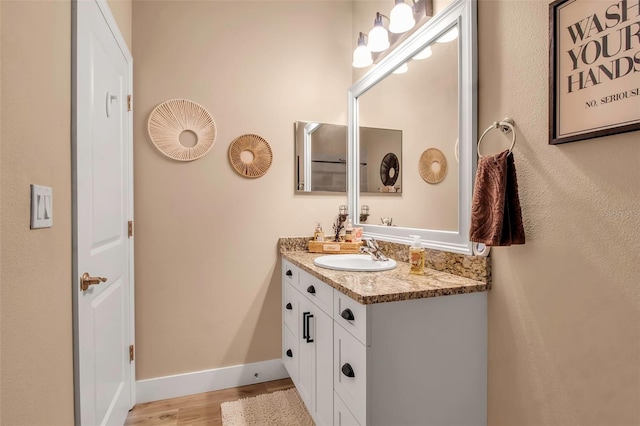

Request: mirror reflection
left=357, top=25, right=459, bottom=231
left=294, top=121, right=402, bottom=194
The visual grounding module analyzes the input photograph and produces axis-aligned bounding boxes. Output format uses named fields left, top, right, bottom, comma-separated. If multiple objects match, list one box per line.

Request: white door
left=73, top=0, right=134, bottom=424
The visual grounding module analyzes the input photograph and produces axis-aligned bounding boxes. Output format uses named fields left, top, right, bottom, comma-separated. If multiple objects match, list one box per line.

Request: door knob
left=81, top=272, right=107, bottom=291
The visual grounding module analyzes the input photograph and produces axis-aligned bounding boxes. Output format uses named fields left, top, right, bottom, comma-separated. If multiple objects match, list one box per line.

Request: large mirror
left=348, top=0, right=477, bottom=254
left=294, top=121, right=402, bottom=194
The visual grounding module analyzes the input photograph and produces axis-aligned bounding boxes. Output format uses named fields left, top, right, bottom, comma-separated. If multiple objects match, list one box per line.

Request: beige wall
left=0, top=0, right=132, bottom=424
left=132, top=0, right=351, bottom=379
left=108, top=0, right=132, bottom=51
left=478, top=1, right=639, bottom=424
left=0, top=1, right=75, bottom=424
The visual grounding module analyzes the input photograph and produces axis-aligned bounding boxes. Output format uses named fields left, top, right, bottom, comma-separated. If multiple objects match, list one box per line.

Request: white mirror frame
left=347, top=0, right=477, bottom=255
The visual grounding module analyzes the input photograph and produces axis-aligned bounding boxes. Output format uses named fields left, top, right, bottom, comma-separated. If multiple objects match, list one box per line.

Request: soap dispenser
left=344, top=219, right=353, bottom=242
left=314, top=223, right=325, bottom=242
left=409, top=235, right=425, bottom=275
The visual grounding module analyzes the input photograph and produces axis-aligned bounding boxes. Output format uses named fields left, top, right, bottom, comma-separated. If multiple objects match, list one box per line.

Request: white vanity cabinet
left=282, top=260, right=333, bottom=425
left=283, top=260, right=487, bottom=426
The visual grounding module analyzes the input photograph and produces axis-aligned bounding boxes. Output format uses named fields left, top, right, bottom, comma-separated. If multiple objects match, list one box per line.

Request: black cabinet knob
left=307, top=285, right=316, bottom=294
left=285, top=303, right=292, bottom=310
left=341, top=308, right=355, bottom=321
left=341, top=363, right=355, bottom=378
left=286, top=349, right=293, bottom=358
left=286, top=270, right=293, bottom=277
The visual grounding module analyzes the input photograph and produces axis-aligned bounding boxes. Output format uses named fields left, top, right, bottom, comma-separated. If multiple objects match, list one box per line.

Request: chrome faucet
left=360, top=238, right=389, bottom=261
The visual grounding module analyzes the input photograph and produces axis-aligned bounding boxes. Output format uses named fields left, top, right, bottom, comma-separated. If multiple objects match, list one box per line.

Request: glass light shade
left=413, top=45, right=433, bottom=60
left=437, top=26, right=459, bottom=43
left=352, top=45, right=373, bottom=68
left=368, top=25, right=390, bottom=52
left=389, top=1, right=415, bottom=34
left=392, top=62, right=408, bottom=74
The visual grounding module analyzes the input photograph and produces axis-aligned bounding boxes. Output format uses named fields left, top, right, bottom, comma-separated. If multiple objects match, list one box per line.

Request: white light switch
left=31, top=184, right=53, bottom=229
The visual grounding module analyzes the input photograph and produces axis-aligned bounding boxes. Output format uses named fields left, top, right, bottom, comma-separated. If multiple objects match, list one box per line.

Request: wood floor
left=125, top=378, right=294, bottom=425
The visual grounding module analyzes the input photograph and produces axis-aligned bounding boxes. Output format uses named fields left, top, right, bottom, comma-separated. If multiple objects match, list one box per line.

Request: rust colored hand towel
left=470, top=150, right=525, bottom=246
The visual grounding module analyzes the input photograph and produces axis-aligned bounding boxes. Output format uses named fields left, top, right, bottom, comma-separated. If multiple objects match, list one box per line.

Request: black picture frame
left=549, top=0, right=640, bottom=145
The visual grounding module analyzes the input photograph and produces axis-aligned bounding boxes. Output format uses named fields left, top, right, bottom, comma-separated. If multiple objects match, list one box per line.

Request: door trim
left=71, top=0, right=135, bottom=422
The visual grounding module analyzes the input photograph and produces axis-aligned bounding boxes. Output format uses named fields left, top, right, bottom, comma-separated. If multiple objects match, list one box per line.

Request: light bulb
left=352, top=33, right=373, bottom=68
left=437, top=26, right=458, bottom=43
left=413, top=45, right=432, bottom=60
left=392, top=62, right=408, bottom=74
left=389, top=0, right=415, bottom=34
left=367, top=13, right=390, bottom=52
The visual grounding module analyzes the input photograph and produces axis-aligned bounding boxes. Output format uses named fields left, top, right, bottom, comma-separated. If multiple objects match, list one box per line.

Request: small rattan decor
left=419, top=148, right=448, bottom=184
left=147, top=99, right=217, bottom=161
left=228, top=134, right=273, bottom=178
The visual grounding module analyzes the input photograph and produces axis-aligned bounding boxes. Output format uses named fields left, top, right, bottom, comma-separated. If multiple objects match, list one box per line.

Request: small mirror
left=294, top=121, right=402, bottom=193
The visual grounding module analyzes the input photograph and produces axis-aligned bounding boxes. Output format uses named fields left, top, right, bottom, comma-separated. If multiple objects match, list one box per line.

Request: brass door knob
left=81, top=272, right=107, bottom=291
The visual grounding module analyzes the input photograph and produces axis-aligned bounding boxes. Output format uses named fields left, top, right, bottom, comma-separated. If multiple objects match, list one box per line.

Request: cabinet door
left=298, top=295, right=333, bottom=425
left=297, top=296, right=314, bottom=413
left=315, top=305, right=333, bottom=426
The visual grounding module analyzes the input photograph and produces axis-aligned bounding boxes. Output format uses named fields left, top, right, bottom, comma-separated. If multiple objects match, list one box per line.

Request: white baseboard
left=136, top=358, right=289, bottom=404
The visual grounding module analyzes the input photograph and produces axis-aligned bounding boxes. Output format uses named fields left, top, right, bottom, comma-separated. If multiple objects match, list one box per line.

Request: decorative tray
left=308, top=240, right=363, bottom=254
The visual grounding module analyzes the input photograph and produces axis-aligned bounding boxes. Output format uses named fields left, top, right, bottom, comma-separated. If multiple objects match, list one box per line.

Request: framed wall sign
left=549, top=0, right=640, bottom=145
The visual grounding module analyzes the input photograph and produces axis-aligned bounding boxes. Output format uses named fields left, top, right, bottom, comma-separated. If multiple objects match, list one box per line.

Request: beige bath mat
left=221, top=387, right=314, bottom=426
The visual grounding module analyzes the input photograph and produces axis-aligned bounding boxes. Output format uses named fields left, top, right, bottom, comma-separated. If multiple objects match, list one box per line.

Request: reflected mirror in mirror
left=357, top=25, right=459, bottom=231
left=294, top=121, right=402, bottom=193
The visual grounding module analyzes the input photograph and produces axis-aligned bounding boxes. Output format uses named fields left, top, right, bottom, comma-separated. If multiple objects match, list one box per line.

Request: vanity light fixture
left=437, top=26, right=459, bottom=43
left=368, top=13, right=390, bottom=52
left=352, top=0, right=432, bottom=69
left=389, top=0, right=416, bottom=34
left=352, top=32, right=373, bottom=68
left=413, top=45, right=432, bottom=60
left=392, top=62, right=408, bottom=74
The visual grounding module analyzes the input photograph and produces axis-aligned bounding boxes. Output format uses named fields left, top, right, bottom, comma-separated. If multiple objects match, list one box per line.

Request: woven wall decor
left=419, top=148, right=448, bottom=184
left=147, top=99, right=217, bottom=161
left=228, top=134, right=273, bottom=178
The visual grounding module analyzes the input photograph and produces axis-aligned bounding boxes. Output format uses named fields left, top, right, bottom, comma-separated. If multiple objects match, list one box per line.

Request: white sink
left=313, top=254, right=397, bottom=272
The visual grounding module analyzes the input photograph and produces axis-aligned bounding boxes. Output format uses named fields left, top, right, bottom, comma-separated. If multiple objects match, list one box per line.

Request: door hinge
left=127, top=95, right=132, bottom=112
left=128, top=220, right=133, bottom=238
left=129, top=345, right=135, bottom=362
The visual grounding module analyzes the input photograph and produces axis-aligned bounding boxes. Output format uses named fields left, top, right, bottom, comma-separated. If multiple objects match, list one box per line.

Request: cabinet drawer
left=299, top=272, right=333, bottom=315
left=283, top=282, right=298, bottom=335
left=334, top=323, right=366, bottom=425
left=283, top=324, right=298, bottom=385
left=334, top=391, right=360, bottom=426
left=282, top=261, right=299, bottom=286
left=334, top=290, right=368, bottom=346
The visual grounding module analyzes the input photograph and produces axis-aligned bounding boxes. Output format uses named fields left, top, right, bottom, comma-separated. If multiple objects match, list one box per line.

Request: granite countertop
left=281, top=250, right=490, bottom=305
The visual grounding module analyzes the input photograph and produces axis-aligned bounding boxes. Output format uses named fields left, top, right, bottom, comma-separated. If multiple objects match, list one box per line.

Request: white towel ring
left=477, top=118, right=516, bottom=157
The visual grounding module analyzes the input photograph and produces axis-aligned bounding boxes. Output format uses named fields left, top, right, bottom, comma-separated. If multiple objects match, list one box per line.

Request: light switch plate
left=30, top=184, right=53, bottom=229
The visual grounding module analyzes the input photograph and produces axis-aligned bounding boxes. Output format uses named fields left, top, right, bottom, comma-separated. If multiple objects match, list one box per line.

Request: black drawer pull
left=341, top=363, right=355, bottom=378
left=286, top=349, right=293, bottom=358
left=286, top=270, right=293, bottom=277
left=302, top=312, right=314, bottom=343
left=307, top=285, right=316, bottom=294
left=341, top=308, right=355, bottom=321
left=285, top=303, right=292, bottom=310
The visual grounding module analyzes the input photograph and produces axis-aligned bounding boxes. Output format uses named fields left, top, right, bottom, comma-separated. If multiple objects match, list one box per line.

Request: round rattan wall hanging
left=228, top=134, right=273, bottom=178
left=419, top=148, right=448, bottom=184
left=147, top=99, right=217, bottom=161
